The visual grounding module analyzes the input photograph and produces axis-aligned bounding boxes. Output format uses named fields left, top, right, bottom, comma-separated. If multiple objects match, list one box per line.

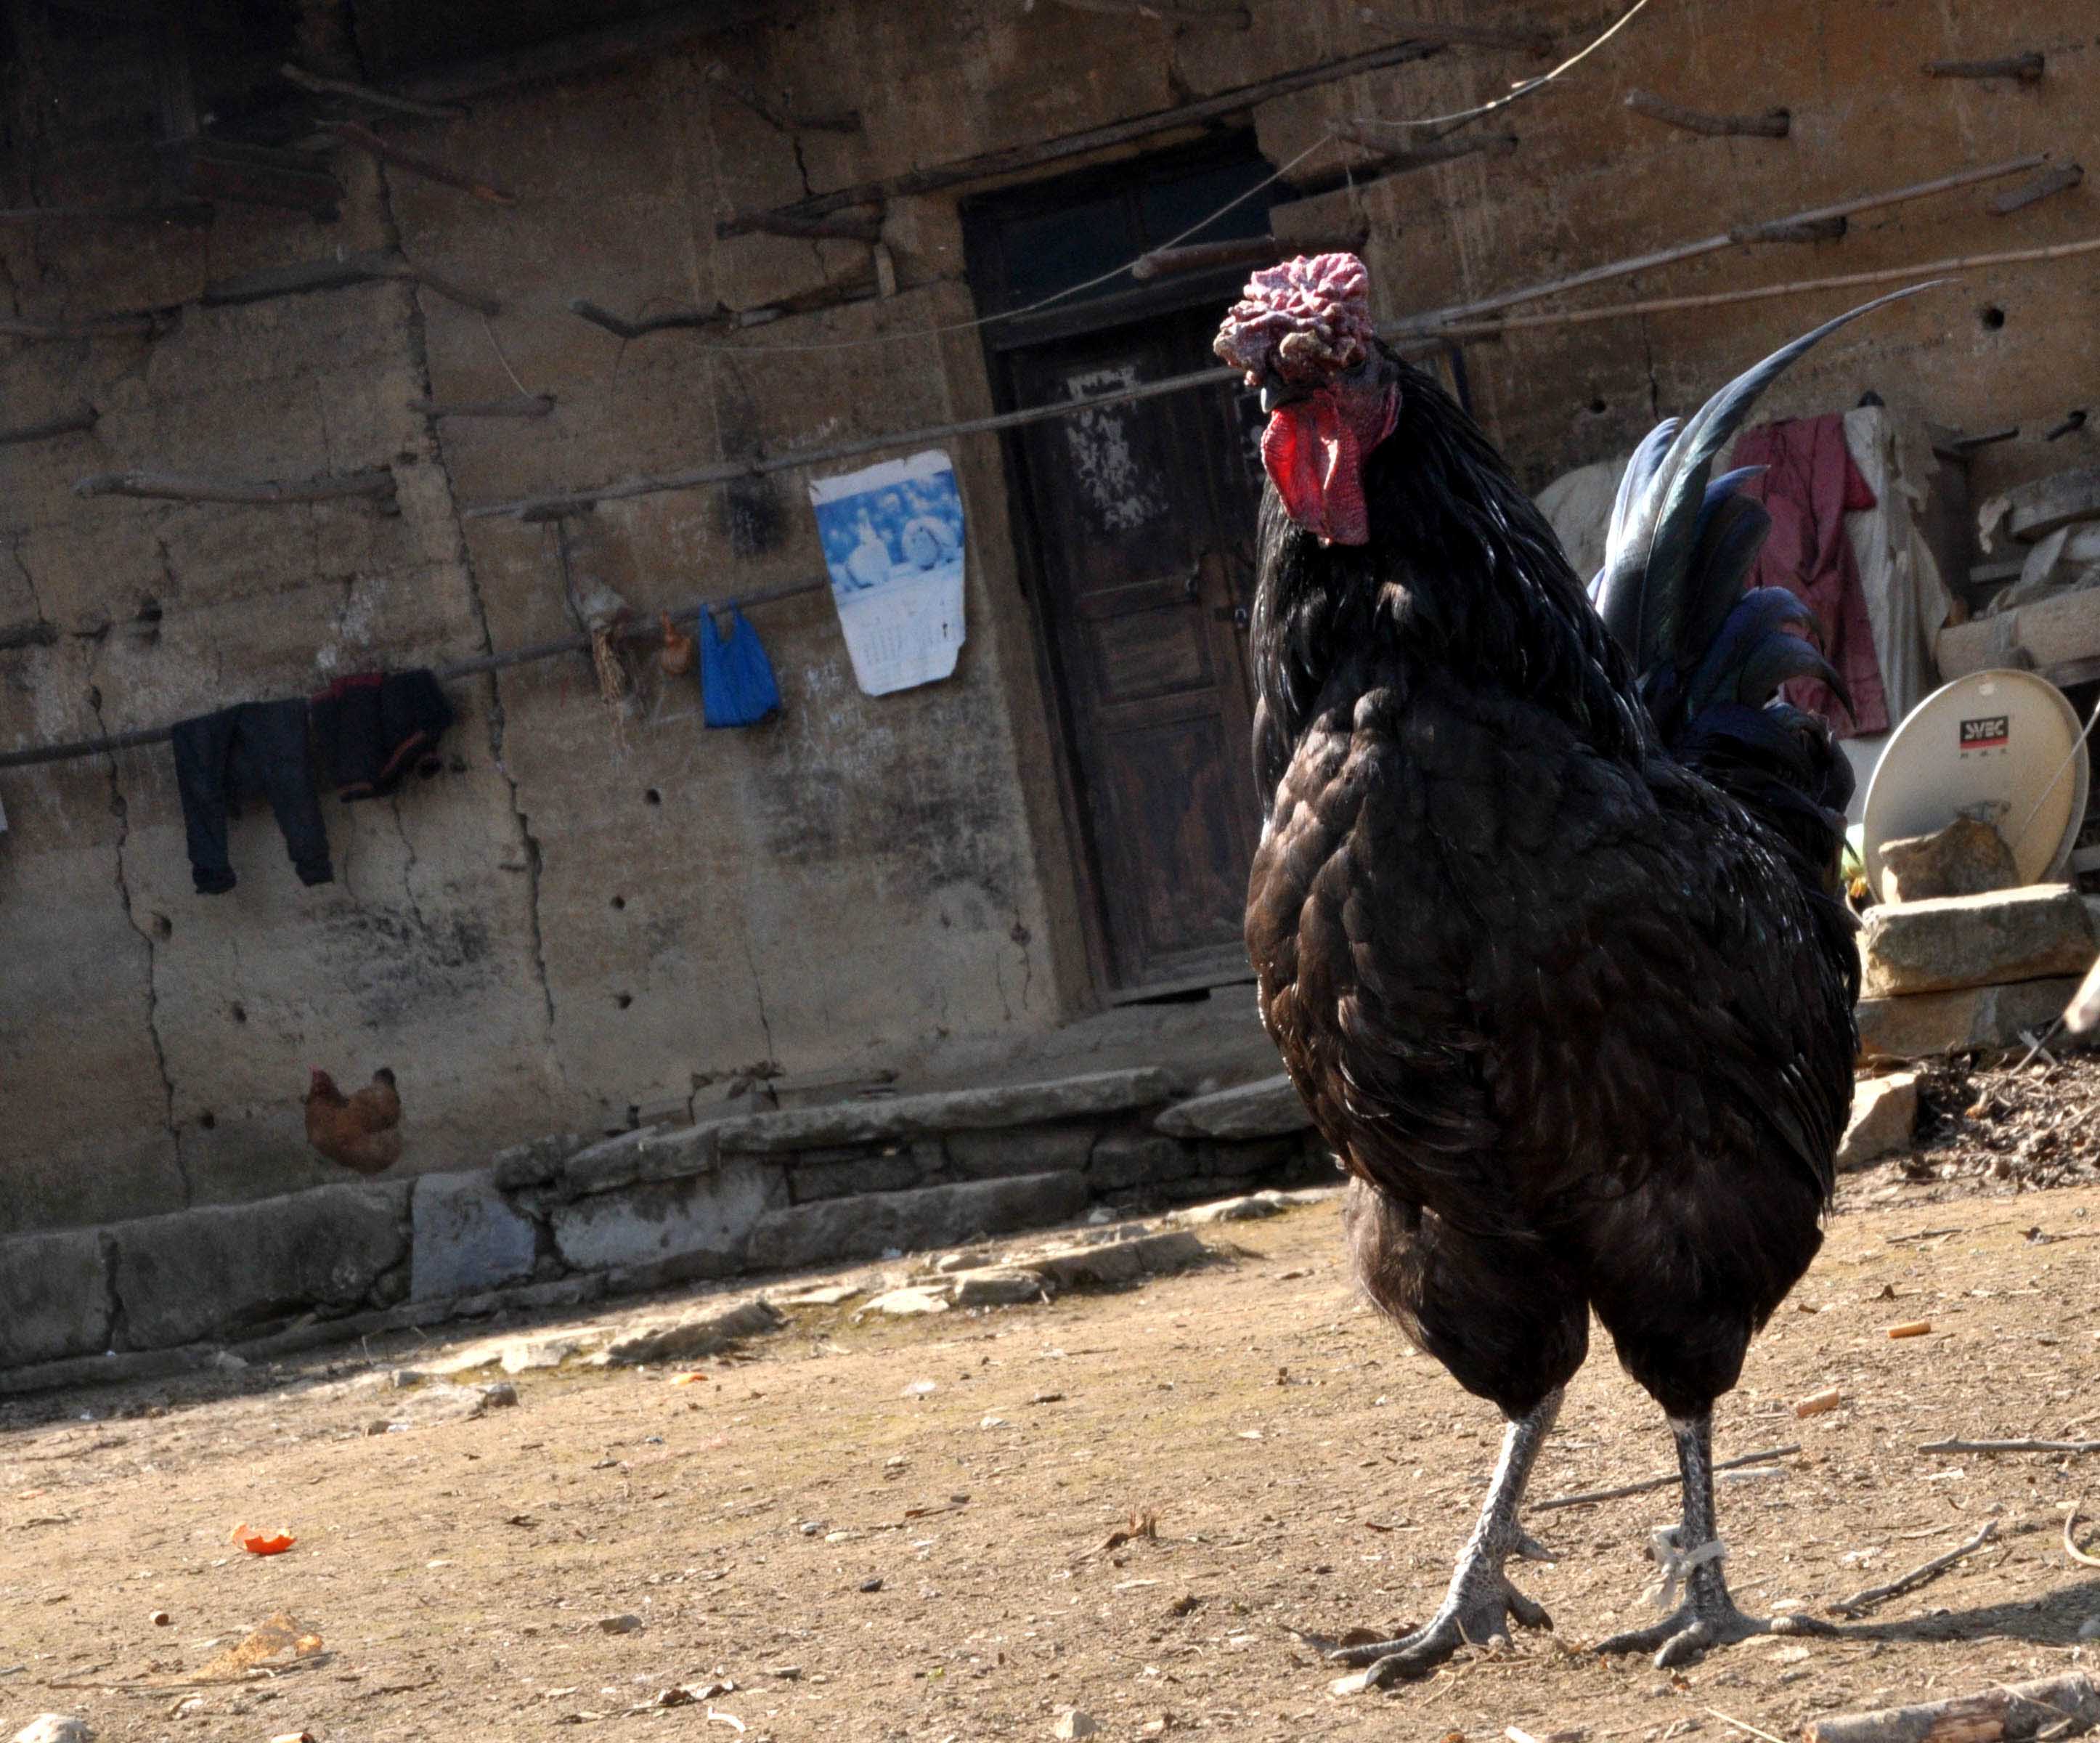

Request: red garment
left=1733, top=414, right=1887, bottom=737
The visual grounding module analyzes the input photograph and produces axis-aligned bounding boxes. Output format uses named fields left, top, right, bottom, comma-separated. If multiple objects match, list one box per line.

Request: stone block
left=410, top=1171, right=540, bottom=1301
left=1088, top=1134, right=1197, bottom=1191
left=0, top=1228, right=111, bottom=1368
left=1170, top=1190, right=1287, bottom=1226
left=1155, top=1073, right=1313, bottom=1140
left=1200, top=1136, right=1304, bottom=1178
left=715, top=1069, right=1174, bottom=1153
left=945, top=1122, right=1096, bottom=1179
left=110, top=1182, right=410, bottom=1351
left=951, top=1266, right=1046, bottom=1307
left=789, top=1147, right=926, bottom=1203
left=1877, top=816, right=2019, bottom=904
left=1999, top=465, right=2100, bottom=542
left=1838, top=1073, right=1919, bottom=1171
left=1857, top=975, right=2084, bottom=1060
left=746, top=1171, right=1090, bottom=1272
left=550, top=1158, right=785, bottom=1278
left=595, top=1298, right=784, bottom=1365
left=1029, top=1227, right=1206, bottom=1290
left=1861, top=885, right=2096, bottom=997
left=563, top=1122, right=720, bottom=1196
left=492, top=1131, right=589, bottom=1191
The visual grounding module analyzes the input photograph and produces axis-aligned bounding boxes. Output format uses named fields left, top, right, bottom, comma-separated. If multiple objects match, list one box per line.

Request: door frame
left=964, top=143, right=1272, bottom=1003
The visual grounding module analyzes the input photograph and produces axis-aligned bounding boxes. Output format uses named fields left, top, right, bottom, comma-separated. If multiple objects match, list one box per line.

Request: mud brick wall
left=2, top=0, right=2094, bottom=1235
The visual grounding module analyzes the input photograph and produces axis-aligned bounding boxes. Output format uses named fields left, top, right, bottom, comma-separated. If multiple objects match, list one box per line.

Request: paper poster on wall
left=807, top=449, right=966, bottom=696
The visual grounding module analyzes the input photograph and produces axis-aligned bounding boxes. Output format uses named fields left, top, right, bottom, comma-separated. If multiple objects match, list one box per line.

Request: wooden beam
left=1734, top=214, right=1848, bottom=243
left=0, top=314, right=164, bottom=342
left=278, top=62, right=465, bottom=120
left=735, top=211, right=885, bottom=244
left=394, top=1, right=806, bottom=105
left=201, top=251, right=502, bottom=317
left=1926, top=52, right=2045, bottom=82
left=73, top=467, right=399, bottom=508
left=570, top=266, right=887, bottom=341
left=1131, top=232, right=1365, bottom=281
left=0, top=203, right=211, bottom=226
left=407, top=394, right=554, bottom=418
left=325, top=121, right=516, bottom=206
left=0, top=405, right=97, bottom=447
left=171, top=137, right=341, bottom=219
left=702, top=62, right=859, bottom=134
left=1624, top=89, right=1790, bottom=137
left=1991, top=160, right=2083, bottom=215
left=1329, top=127, right=1519, bottom=171
left=569, top=298, right=729, bottom=340
left=1391, top=153, right=2046, bottom=332
left=1048, top=0, right=1250, bottom=25
left=717, top=26, right=1552, bottom=237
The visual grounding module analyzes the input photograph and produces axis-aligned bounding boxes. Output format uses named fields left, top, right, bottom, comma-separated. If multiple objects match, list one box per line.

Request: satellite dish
left=1861, top=667, right=2091, bottom=894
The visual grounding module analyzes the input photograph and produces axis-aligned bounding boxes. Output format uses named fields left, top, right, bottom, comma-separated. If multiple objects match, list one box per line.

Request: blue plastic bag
left=699, top=606, right=782, bottom=728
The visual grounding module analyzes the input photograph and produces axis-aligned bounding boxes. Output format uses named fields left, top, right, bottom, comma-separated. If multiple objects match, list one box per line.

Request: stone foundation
left=0, top=1068, right=1328, bottom=1387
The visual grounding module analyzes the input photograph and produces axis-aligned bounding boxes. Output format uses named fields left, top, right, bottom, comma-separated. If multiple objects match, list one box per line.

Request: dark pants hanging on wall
left=170, top=700, right=334, bottom=895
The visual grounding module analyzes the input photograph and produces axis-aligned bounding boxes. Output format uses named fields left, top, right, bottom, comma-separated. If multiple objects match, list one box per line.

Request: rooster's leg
left=1329, top=1388, right=1561, bottom=1690
left=1592, top=1410, right=1834, bottom=1669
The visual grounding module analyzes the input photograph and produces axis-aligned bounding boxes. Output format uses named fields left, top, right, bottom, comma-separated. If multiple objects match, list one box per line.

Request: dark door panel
left=1009, top=311, right=1265, bottom=991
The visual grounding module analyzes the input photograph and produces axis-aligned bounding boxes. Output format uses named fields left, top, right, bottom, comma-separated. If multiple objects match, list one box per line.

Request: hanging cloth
left=699, top=606, right=782, bottom=728
left=311, top=670, right=455, bottom=800
left=1733, top=415, right=1889, bottom=738
left=169, top=700, right=333, bottom=895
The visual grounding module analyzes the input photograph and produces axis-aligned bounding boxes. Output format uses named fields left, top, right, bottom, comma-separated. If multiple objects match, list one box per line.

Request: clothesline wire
left=665, top=128, right=1341, bottom=359
left=0, top=577, right=829, bottom=772
left=1348, top=0, right=1654, bottom=134
left=649, top=0, right=1653, bottom=361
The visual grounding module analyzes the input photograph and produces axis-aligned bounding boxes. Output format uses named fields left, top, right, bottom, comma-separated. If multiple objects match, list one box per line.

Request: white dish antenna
left=1861, top=667, right=2091, bottom=893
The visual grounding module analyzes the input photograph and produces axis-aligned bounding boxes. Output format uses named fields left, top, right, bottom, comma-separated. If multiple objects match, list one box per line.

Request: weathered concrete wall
left=2, top=0, right=2094, bottom=1235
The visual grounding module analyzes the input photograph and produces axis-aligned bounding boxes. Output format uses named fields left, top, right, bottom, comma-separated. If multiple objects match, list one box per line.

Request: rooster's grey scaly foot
left=1591, top=1575, right=1828, bottom=1670
left=1330, top=1572, right=1552, bottom=1689
left=1327, top=1391, right=1562, bottom=1691
left=1593, top=1419, right=1839, bottom=1670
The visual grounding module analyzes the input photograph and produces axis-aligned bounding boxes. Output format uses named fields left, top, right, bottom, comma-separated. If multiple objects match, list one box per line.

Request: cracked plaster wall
left=6, top=0, right=2093, bottom=1235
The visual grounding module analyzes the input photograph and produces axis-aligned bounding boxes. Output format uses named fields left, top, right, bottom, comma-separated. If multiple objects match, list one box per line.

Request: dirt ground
left=8, top=1108, right=2100, bottom=1743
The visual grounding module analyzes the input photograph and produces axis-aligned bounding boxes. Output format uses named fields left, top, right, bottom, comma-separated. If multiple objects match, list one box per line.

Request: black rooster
left=1216, top=256, right=1894, bottom=1683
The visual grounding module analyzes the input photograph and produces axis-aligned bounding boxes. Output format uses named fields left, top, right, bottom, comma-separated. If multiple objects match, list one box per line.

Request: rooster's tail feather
left=1589, top=285, right=1939, bottom=890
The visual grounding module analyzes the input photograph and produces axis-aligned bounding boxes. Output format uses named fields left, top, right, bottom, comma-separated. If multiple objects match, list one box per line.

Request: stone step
left=1152, top=1073, right=1311, bottom=1140
left=1860, top=884, right=2096, bottom=999
left=1857, top=975, right=2083, bottom=1060
left=746, top=1170, right=1091, bottom=1272
left=714, top=1068, right=1176, bottom=1154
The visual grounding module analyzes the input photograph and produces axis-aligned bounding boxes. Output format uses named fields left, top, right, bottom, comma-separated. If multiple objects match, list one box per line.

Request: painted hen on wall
left=1218, top=254, right=1887, bottom=1683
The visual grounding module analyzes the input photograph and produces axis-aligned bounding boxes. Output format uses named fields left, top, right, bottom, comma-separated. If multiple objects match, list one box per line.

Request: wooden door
left=1009, top=309, right=1266, bottom=995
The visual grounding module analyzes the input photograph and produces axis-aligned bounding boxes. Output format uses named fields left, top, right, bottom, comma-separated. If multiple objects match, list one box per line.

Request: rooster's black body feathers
left=1245, top=310, right=1876, bottom=1422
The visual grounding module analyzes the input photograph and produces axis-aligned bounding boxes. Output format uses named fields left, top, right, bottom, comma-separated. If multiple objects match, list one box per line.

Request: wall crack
left=86, top=675, right=190, bottom=1206
left=370, top=153, right=567, bottom=1086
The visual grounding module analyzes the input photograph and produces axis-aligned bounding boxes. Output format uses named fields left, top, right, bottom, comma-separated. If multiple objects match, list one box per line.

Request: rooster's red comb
left=1213, top=252, right=1377, bottom=388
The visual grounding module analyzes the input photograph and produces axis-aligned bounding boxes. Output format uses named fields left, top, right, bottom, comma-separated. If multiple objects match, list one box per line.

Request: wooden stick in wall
left=326, top=121, right=516, bottom=206
left=1624, top=89, right=1790, bottom=137
left=1926, top=52, right=2045, bottom=82
left=73, top=467, right=399, bottom=509
left=1991, top=161, right=2083, bottom=215
left=280, top=62, right=467, bottom=120
left=1420, top=233, right=2100, bottom=341
left=0, top=405, right=97, bottom=446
